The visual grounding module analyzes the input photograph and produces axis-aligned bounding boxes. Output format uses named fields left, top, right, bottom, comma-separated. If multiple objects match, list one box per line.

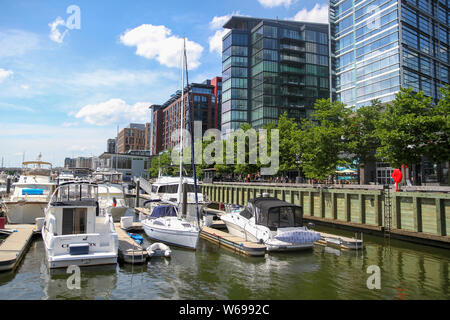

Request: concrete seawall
left=202, top=183, right=450, bottom=249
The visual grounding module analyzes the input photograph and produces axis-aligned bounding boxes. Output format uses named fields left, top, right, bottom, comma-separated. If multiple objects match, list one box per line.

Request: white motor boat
left=147, top=176, right=208, bottom=223
left=42, top=181, right=118, bottom=268
left=93, top=169, right=128, bottom=222
left=2, top=159, right=56, bottom=224
left=220, top=197, right=321, bottom=252
left=142, top=204, right=200, bottom=250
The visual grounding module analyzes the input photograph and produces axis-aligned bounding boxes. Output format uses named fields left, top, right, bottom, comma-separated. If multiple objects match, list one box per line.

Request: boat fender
left=258, top=239, right=264, bottom=244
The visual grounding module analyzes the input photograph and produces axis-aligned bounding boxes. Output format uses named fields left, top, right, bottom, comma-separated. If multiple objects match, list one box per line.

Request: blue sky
left=0, top=0, right=328, bottom=167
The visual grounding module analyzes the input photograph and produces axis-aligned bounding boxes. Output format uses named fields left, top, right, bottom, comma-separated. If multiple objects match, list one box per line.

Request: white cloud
left=291, top=4, right=329, bottom=23
left=67, top=69, right=176, bottom=88
left=0, top=68, right=13, bottom=83
left=0, top=102, right=34, bottom=113
left=0, top=30, right=40, bottom=58
left=209, top=12, right=238, bottom=30
left=48, top=17, right=68, bottom=43
left=209, top=29, right=230, bottom=54
left=120, top=24, right=204, bottom=69
left=258, top=0, right=293, bottom=8
left=208, top=12, right=242, bottom=54
left=75, top=98, right=151, bottom=126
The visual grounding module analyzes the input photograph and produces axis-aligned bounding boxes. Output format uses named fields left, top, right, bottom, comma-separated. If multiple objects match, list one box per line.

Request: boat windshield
left=150, top=205, right=177, bottom=218
left=264, top=206, right=302, bottom=230
left=251, top=197, right=303, bottom=230
left=53, top=183, right=98, bottom=202
left=156, top=184, right=201, bottom=194
left=94, top=173, right=122, bottom=184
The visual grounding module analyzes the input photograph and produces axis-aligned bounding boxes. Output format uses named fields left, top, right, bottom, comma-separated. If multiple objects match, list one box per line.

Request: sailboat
left=142, top=38, right=201, bottom=250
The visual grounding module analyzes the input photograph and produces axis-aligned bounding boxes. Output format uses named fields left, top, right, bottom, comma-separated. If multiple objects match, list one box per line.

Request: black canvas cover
left=247, top=197, right=303, bottom=230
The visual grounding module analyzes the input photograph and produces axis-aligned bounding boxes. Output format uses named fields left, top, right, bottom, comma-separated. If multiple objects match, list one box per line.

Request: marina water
left=0, top=222, right=448, bottom=300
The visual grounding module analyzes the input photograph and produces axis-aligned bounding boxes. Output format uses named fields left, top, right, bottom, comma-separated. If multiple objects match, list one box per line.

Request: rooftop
left=223, top=15, right=328, bottom=31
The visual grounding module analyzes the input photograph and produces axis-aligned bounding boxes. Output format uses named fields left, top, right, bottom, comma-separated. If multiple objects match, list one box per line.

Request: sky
left=0, top=0, right=328, bottom=167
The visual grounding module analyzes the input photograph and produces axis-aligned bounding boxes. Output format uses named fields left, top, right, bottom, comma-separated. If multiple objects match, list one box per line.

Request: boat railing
left=50, top=182, right=98, bottom=204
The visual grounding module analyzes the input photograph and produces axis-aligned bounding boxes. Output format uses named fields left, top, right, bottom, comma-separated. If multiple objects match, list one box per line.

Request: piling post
left=182, top=183, right=187, bottom=217
left=6, top=177, right=11, bottom=195
left=135, top=178, right=140, bottom=209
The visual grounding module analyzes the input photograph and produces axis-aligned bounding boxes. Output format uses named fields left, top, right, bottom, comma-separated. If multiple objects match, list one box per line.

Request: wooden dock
left=134, top=207, right=151, bottom=217
left=0, top=224, right=35, bottom=272
left=315, top=231, right=363, bottom=250
left=114, top=223, right=147, bottom=264
left=200, top=226, right=266, bottom=257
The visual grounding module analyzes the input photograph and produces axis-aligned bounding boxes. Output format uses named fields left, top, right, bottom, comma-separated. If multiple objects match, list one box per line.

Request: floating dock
left=0, top=224, right=35, bottom=272
left=114, top=223, right=147, bottom=264
left=315, top=231, right=363, bottom=250
left=200, top=226, right=266, bottom=257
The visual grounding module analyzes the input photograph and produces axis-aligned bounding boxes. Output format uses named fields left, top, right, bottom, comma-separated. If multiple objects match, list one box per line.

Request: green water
left=0, top=225, right=448, bottom=300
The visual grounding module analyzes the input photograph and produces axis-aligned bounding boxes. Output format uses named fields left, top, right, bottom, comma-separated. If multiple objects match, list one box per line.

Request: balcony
left=280, top=79, right=305, bottom=87
left=280, top=103, right=305, bottom=109
left=280, top=89, right=304, bottom=97
left=280, top=54, right=305, bottom=64
left=280, top=43, right=305, bottom=53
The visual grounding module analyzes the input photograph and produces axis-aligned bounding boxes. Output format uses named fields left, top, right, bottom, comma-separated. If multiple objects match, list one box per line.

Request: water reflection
left=0, top=226, right=448, bottom=300
left=40, top=263, right=117, bottom=300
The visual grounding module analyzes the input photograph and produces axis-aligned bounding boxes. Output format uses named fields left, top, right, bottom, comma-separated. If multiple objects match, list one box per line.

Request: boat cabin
left=93, top=171, right=123, bottom=184
left=47, top=182, right=100, bottom=236
left=243, top=197, right=303, bottom=231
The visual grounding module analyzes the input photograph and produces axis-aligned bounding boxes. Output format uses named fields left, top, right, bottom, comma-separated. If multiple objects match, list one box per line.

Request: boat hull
left=109, top=206, right=128, bottom=222
left=142, top=221, right=199, bottom=250
left=265, top=242, right=314, bottom=252
left=3, top=201, right=47, bottom=224
left=46, top=252, right=118, bottom=269
left=222, top=217, right=315, bottom=252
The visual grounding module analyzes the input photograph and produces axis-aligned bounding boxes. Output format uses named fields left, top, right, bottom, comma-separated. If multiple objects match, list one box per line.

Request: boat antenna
left=177, top=38, right=185, bottom=214
left=184, top=37, right=201, bottom=228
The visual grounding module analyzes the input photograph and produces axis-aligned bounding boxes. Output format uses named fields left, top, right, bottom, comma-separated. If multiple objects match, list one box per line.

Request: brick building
left=151, top=78, right=222, bottom=155
left=116, top=123, right=149, bottom=154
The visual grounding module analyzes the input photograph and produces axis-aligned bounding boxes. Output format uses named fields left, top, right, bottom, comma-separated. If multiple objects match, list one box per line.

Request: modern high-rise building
left=151, top=78, right=222, bottom=155
left=107, top=138, right=116, bottom=154
left=329, top=0, right=449, bottom=108
left=221, top=16, right=331, bottom=132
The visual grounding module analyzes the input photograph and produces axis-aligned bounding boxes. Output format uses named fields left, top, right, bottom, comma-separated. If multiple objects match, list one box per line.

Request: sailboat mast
left=178, top=38, right=185, bottom=207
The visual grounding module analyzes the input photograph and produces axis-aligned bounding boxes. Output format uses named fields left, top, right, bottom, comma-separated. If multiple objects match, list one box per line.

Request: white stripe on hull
left=48, top=256, right=117, bottom=269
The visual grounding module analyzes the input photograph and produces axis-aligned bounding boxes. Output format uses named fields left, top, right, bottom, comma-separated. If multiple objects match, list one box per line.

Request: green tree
left=277, top=113, right=301, bottom=175
left=148, top=151, right=174, bottom=177
left=233, top=123, right=260, bottom=177
left=425, top=85, right=450, bottom=164
left=345, top=99, right=383, bottom=182
left=300, top=99, right=351, bottom=180
left=375, top=88, right=435, bottom=168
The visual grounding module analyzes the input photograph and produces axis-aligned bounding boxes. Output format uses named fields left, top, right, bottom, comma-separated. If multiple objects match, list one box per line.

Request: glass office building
left=330, top=0, right=449, bottom=108
left=221, top=17, right=331, bottom=131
